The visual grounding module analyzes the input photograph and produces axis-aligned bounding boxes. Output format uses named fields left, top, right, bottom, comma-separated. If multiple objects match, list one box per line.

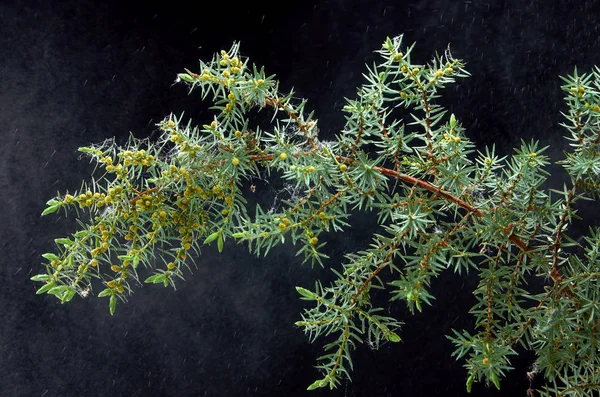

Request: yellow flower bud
left=279, top=153, right=287, bottom=161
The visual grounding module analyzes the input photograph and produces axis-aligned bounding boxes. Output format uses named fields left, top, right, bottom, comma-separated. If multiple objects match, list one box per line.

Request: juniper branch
left=33, top=35, right=600, bottom=396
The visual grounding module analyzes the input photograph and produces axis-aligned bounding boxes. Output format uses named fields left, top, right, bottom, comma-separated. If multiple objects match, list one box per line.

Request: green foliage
left=33, top=35, right=600, bottom=395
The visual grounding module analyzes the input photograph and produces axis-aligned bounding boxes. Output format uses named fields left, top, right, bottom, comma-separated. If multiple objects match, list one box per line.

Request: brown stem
left=249, top=151, right=531, bottom=253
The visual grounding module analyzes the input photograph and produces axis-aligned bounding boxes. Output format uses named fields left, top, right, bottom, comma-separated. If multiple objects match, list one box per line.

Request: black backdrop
left=3, top=0, right=600, bottom=396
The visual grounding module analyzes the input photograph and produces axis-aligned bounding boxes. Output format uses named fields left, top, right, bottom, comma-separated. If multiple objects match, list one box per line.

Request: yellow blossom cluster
left=134, top=192, right=161, bottom=211
left=218, top=50, right=244, bottom=75
left=167, top=128, right=202, bottom=156
left=63, top=190, right=104, bottom=209
left=277, top=217, right=292, bottom=231
left=89, top=223, right=114, bottom=261
left=118, top=149, right=155, bottom=167
left=63, top=185, right=126, bottom=209
left=98, top=156, right=124, bottom=175
left=570, top=85, right=585, bottom=98
left=442, top=131, right=461, bottom=144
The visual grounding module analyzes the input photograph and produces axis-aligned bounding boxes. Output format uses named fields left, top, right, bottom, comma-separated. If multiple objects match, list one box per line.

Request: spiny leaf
left=203, top=231, right=219, bottom=245
left=41, top=204, right=59, bottom=216
left=36, top=283, right=55, bottom=295
left=306, top=379, right=328, bottom=390
left=109, top=294, right=116, bottom=316
left=217, top=232, right=224, bottom=253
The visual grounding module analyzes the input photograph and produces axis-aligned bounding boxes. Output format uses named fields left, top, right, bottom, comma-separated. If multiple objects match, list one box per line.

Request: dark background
left=2, top=0, right=600, bottom=396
